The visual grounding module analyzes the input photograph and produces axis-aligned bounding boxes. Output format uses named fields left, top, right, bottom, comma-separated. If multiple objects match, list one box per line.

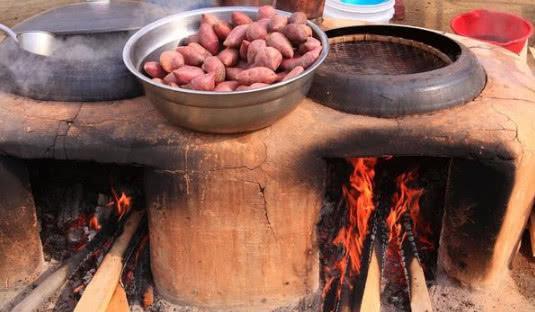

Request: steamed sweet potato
left=151, top=77, right=164, bottom=84
left=214, top=22, right=232, bottom=40
left=188, top=42, right=212, bottom=58
left=281, top=46, right=321, bottom=71
left=232, top=12, right=253, bottom=25
left=258, top=5, right=276, bottom=19
left=226, top=67, right=244, bottom=81
left=288, top=12, right=307, bottom=24
left=246, top=22, right=268, bottom=41
left=282, top=24, right=312, bottom=43
left=282, top=66, right=304, bottom=81
left=201, top=13, right=221, bottom=26
left=202, top=56, right=226, bottom=82
left=163, top=72, right=178, bottom=84
left=253, top=47, right=282, bottom=71
left=214, top=80, right=239, bottom=92
left=257, top=18, right=272, bottom=29
left=236, top=83, right=269, bottom=91
left=236, top=67, right=278, bottom=85
left=269, top=15, right=288, bottom=32
left=143, top=61, right=166, bottom=78
left=223, top=24, right=249, bottom=48
left=168, top=82, right=179, bottom=88
left=266, top=32, right=294, bottom=58
left=198, top=23, right=220, bottom=55
left=217, top=48, right=239, bottom=67
left=298, top=37, right=321, bottom=54
left=190, top=73, right=216, bottom=91
left=239, top=40, right=250, bottom=60
left=184, top=34, right=199, bottom=45
left=176, top=46, right=205, bottom=66
left=160, top=50, right=185, bottom=72
left=172, top=65, right=205, bottom=85
left=247, top=39, right=267, bottom=64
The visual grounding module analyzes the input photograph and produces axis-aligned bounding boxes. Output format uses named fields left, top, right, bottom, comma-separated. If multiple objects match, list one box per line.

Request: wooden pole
left=407, top=256, right=433, bottom=312
left=360, top=246, right=381, bottom=312
left=530, top=209, right=535, bottom=258
left=74, top=210, right=144, bottom=312
left=106, top=284, right=129, bottom=312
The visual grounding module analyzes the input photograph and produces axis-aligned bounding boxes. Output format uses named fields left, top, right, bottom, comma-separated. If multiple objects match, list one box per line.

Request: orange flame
left=386, top=170, right=424, bottom=247
left=89, top=214, right=101, bottom=231
left=324, top=157, right=377, bottom=298
left=111, top=189, right=132, bottom=219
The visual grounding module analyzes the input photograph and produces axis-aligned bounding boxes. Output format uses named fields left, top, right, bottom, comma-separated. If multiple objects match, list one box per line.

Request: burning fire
left=322, top=158, right=434, bottom=309
left=324, top=157, right=377, bottom=299
left=111, top=189, right=133, bottom=219
left=386, top=170, right=424, bottom=245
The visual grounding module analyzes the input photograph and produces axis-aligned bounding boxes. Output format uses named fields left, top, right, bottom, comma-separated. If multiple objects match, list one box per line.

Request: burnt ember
left=319, top=157, right=448, bottom=312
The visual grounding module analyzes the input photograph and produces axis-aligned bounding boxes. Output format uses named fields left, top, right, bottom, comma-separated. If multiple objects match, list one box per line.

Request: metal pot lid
left=12, top=0, right=166, bottom=35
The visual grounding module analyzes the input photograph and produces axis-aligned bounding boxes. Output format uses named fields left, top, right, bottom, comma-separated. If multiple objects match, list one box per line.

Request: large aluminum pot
left=123, top=6, right=329, bottom=134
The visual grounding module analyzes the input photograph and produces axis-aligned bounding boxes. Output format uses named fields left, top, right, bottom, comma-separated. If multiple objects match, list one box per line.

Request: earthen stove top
left=0, top=29, right=534, bottom=311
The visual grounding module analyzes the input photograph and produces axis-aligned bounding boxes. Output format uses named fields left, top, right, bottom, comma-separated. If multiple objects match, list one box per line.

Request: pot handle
left=0, top=24, right=19, bottom=42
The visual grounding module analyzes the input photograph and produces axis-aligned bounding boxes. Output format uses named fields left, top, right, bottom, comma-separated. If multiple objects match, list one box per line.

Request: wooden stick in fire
left=74, top=210, right=144, bottom=312
left=11, top=212, right=123, bottom=312
left=530, top=209, right=535, bottom=258
left=360, top=244, right=381, bottom=312
left=399, top=214, right=433, bottom=312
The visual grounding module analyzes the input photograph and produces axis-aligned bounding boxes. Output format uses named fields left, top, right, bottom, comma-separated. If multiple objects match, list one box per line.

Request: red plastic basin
left=451, top=9, right=533, bottom=54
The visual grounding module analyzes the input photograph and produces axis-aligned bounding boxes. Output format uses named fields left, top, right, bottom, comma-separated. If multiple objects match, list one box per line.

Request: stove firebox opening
left=318, top=157, right=450, bottom=312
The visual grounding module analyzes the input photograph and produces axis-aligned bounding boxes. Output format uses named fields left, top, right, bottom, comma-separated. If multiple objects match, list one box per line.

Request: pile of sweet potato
left=143, top=5, right=322, bottom=92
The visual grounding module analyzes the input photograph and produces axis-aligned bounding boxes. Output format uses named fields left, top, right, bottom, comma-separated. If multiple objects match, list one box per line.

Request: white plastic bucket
left=324, top=0, right=395, bottom=23
left=326, top=0, right=395, bottom=13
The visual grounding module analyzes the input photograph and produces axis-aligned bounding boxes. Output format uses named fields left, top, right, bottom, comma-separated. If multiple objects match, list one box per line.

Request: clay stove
left=0, top=30, right=534, bottom=311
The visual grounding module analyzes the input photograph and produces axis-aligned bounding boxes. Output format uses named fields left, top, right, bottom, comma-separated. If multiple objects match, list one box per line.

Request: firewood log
left=360, top=245, right=381, bottom=312
left=74, top=210, right=144, bottom=312
left=106, top=284, right=129, bottom=312
left=530, top=209, right=535, bottom=257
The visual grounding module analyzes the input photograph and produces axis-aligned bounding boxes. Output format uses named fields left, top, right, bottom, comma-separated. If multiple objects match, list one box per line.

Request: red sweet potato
left=198, top=22, right=220, bottom=55
left=214, top=80, right=239, bottom=92
left=246, top=22, right=268, bottom=41
left=258, top=5, right=276, bottom=19
left=202, top=56, right=226, bottom=82
left=298, top=37, right=321, bottom=54
left=252, top=47, right=282, bottom=71
left=190, top=73, right=215, bottom=91
left=266, top=32, right=294, bottom=58
left=247, top=39, right=267, bottom=64
left=151, top=77, right=164, bottom=84
left=188, top=42, right=212, bottom=58
left=281, top=46, right=321, bottom=70
left=269, top=15, right=288, bottom=32
left=217, top=48, right=239, bottom=67
left=239, top=40, right=250, bottom=60
left=225, top=67, right=243, bottom=81
left=172, top=65, right=205, bottom=85
left=143, top=61, right=166, bottom=78
left=256, top=18, right=271, bottom=29
left=163, top=72, right=178, bottom=84
left=176, top=46, right=205, bottom=66
left=282, top=23, right=312, bottom=44
left=159, top=50, right=184, bottom=72
left=236, top=83, right=269, bottom=91
left=282, top=66, right=304, bottom=81
left=201, top=13, right=221, bottom=26
left=184, top=34, right=199, bottom=45
left=214, top=22, right=232, bottom=40
left=223, top=24, right=249, bottom=48
left=236, top=67, right=278, bottom=85
left=288, top=12, right=307, bottom=24
left=232, top=12, right=253, bottom=25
